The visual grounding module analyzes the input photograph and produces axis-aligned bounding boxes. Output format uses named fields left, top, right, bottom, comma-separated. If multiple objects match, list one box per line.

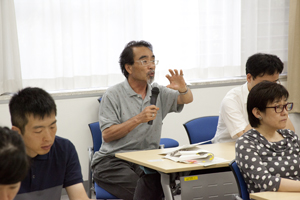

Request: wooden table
left=116, top=142, right=235, bottom=200
left=250, top=191, right=300, bottom=200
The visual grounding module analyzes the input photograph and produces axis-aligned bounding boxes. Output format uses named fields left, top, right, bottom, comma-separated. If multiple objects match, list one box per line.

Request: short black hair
left=0, top=126, right=29, bottom=184
left=119, top=40, right=153, bottom=78
left=9, top=87, right=57, bottom=134
left=245, top=53, right=284, bottom=79
left=247, top=81, right=289, bottom=127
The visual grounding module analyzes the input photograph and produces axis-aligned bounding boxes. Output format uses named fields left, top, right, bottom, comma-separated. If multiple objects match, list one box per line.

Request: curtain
left=242, top=0, right=290, bottom=73
left=9, top=0, right=290, bottom=92
left=14, top=0, right=142, bottom=91
left=141, top=0, right=242, bottom=85
left=12, top=0, right=241, bottom=91
left=287, top=0, right=300, bottom=113
left=0, top=0, right=22, bottom=94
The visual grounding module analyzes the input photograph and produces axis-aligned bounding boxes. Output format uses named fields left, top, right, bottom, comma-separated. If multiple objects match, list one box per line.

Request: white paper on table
left=161, top=145, right=215, bottom=164
left=163, top=149, right=211, bottom=159
left=159, top=140, right=230, bottom=166
left=158, top=140, right=212, bottom=155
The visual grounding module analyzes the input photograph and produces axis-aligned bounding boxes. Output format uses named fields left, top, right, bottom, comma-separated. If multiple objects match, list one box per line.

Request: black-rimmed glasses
left=265, top=102, right=293, bottom=113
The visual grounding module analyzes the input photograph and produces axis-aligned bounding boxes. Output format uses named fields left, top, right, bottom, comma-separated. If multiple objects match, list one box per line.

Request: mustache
left=147, top=70, right=155, bottom=76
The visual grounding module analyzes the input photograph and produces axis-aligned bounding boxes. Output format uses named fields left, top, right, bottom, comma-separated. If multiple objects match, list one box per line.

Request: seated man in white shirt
left=212, top=53, right=295, bottom=143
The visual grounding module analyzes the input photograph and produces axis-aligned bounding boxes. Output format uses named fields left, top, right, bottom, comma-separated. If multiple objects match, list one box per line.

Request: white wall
left=1, top=80, right=299, bottom=181
left=161, top=85, right=234, bottom=144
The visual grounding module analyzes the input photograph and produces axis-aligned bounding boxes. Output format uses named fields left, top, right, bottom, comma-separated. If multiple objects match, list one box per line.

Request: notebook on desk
left=159, top=140, right=229, bottom=166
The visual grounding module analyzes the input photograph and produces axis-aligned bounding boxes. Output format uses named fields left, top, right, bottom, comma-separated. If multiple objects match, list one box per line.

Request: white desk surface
left=250, top=191, right=300, bottom=200
left=115, top=142, right=235, bottom=173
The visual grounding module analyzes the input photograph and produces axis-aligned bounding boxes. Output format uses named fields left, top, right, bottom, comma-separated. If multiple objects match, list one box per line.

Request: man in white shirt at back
left=213, top=53, right=295, bottom=143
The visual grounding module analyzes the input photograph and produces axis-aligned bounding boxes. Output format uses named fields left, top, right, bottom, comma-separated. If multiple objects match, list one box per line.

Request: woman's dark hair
left=245, top=53, right=284, bottom=79
left=0, top=127, right=29, bottom=184
left=9, top=87, right=57, bottom=134
left=247, top=81, right=289, bottom=127
left=119, top=40, right=153, bottom=78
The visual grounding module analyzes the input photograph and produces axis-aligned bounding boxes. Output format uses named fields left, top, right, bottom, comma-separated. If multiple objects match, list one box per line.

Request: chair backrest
left=159, top=138, right=179, bottom=148
left=88, top=122, right=102, bottom=152
left=88, top=122, right=119, bottom=199
left=229, top=160, right=250, bottom=200
left=183, top=116, right=219, bottom=144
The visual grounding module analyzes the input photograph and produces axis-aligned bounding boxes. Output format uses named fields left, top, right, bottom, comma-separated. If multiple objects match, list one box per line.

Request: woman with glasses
left=235, top=81, right=300, bottom=193
left=0, top=126, right=29, bottom=200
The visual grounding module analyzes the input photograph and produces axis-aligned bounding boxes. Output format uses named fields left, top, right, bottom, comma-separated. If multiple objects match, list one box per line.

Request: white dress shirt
left=212, top=82, right=249, bottom=143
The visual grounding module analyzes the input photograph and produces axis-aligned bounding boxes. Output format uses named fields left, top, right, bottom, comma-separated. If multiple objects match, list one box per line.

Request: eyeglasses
left=135, top=60, right=159, bottom=66
left=265, top=102, right=293, bottom=113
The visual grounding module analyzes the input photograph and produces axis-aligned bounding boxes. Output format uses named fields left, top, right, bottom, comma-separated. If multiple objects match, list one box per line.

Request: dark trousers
left=92, top=155, right=163, bottom=200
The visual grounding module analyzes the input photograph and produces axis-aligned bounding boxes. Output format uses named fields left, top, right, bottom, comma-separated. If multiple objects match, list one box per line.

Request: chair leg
left=88, top=147, right=94, bottom=198
left=88, top=171, right=92, bottom=198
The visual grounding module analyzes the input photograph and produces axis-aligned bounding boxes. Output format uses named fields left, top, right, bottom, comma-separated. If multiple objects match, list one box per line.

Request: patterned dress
left=235, top=129, right=300, bottom=193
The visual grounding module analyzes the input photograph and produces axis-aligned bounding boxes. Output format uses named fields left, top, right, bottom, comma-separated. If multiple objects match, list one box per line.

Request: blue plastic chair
left=160, top=138, right=179, bottom=148
left=183, top=116, right=219, bottom=144
left=229, top=160, right=250, bottom=200
left=88, top=122, right=119, bottom=199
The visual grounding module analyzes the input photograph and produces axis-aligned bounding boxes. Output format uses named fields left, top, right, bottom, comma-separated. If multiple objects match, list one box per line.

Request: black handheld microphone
left=148, top=87, right=160, bottom=125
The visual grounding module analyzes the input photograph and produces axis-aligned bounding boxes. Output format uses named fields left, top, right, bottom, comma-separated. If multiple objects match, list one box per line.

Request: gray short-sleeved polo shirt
left=92, top=80, right=183, bottom=166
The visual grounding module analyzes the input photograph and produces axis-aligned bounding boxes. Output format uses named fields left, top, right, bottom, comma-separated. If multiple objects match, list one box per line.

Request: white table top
left=115, top=142, right=235, bottom=173
left=250, top=191, right=300, bottom=200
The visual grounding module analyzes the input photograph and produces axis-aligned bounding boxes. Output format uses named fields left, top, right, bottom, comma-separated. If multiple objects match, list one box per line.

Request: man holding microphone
left=92, top=40, right=193, bottom=200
